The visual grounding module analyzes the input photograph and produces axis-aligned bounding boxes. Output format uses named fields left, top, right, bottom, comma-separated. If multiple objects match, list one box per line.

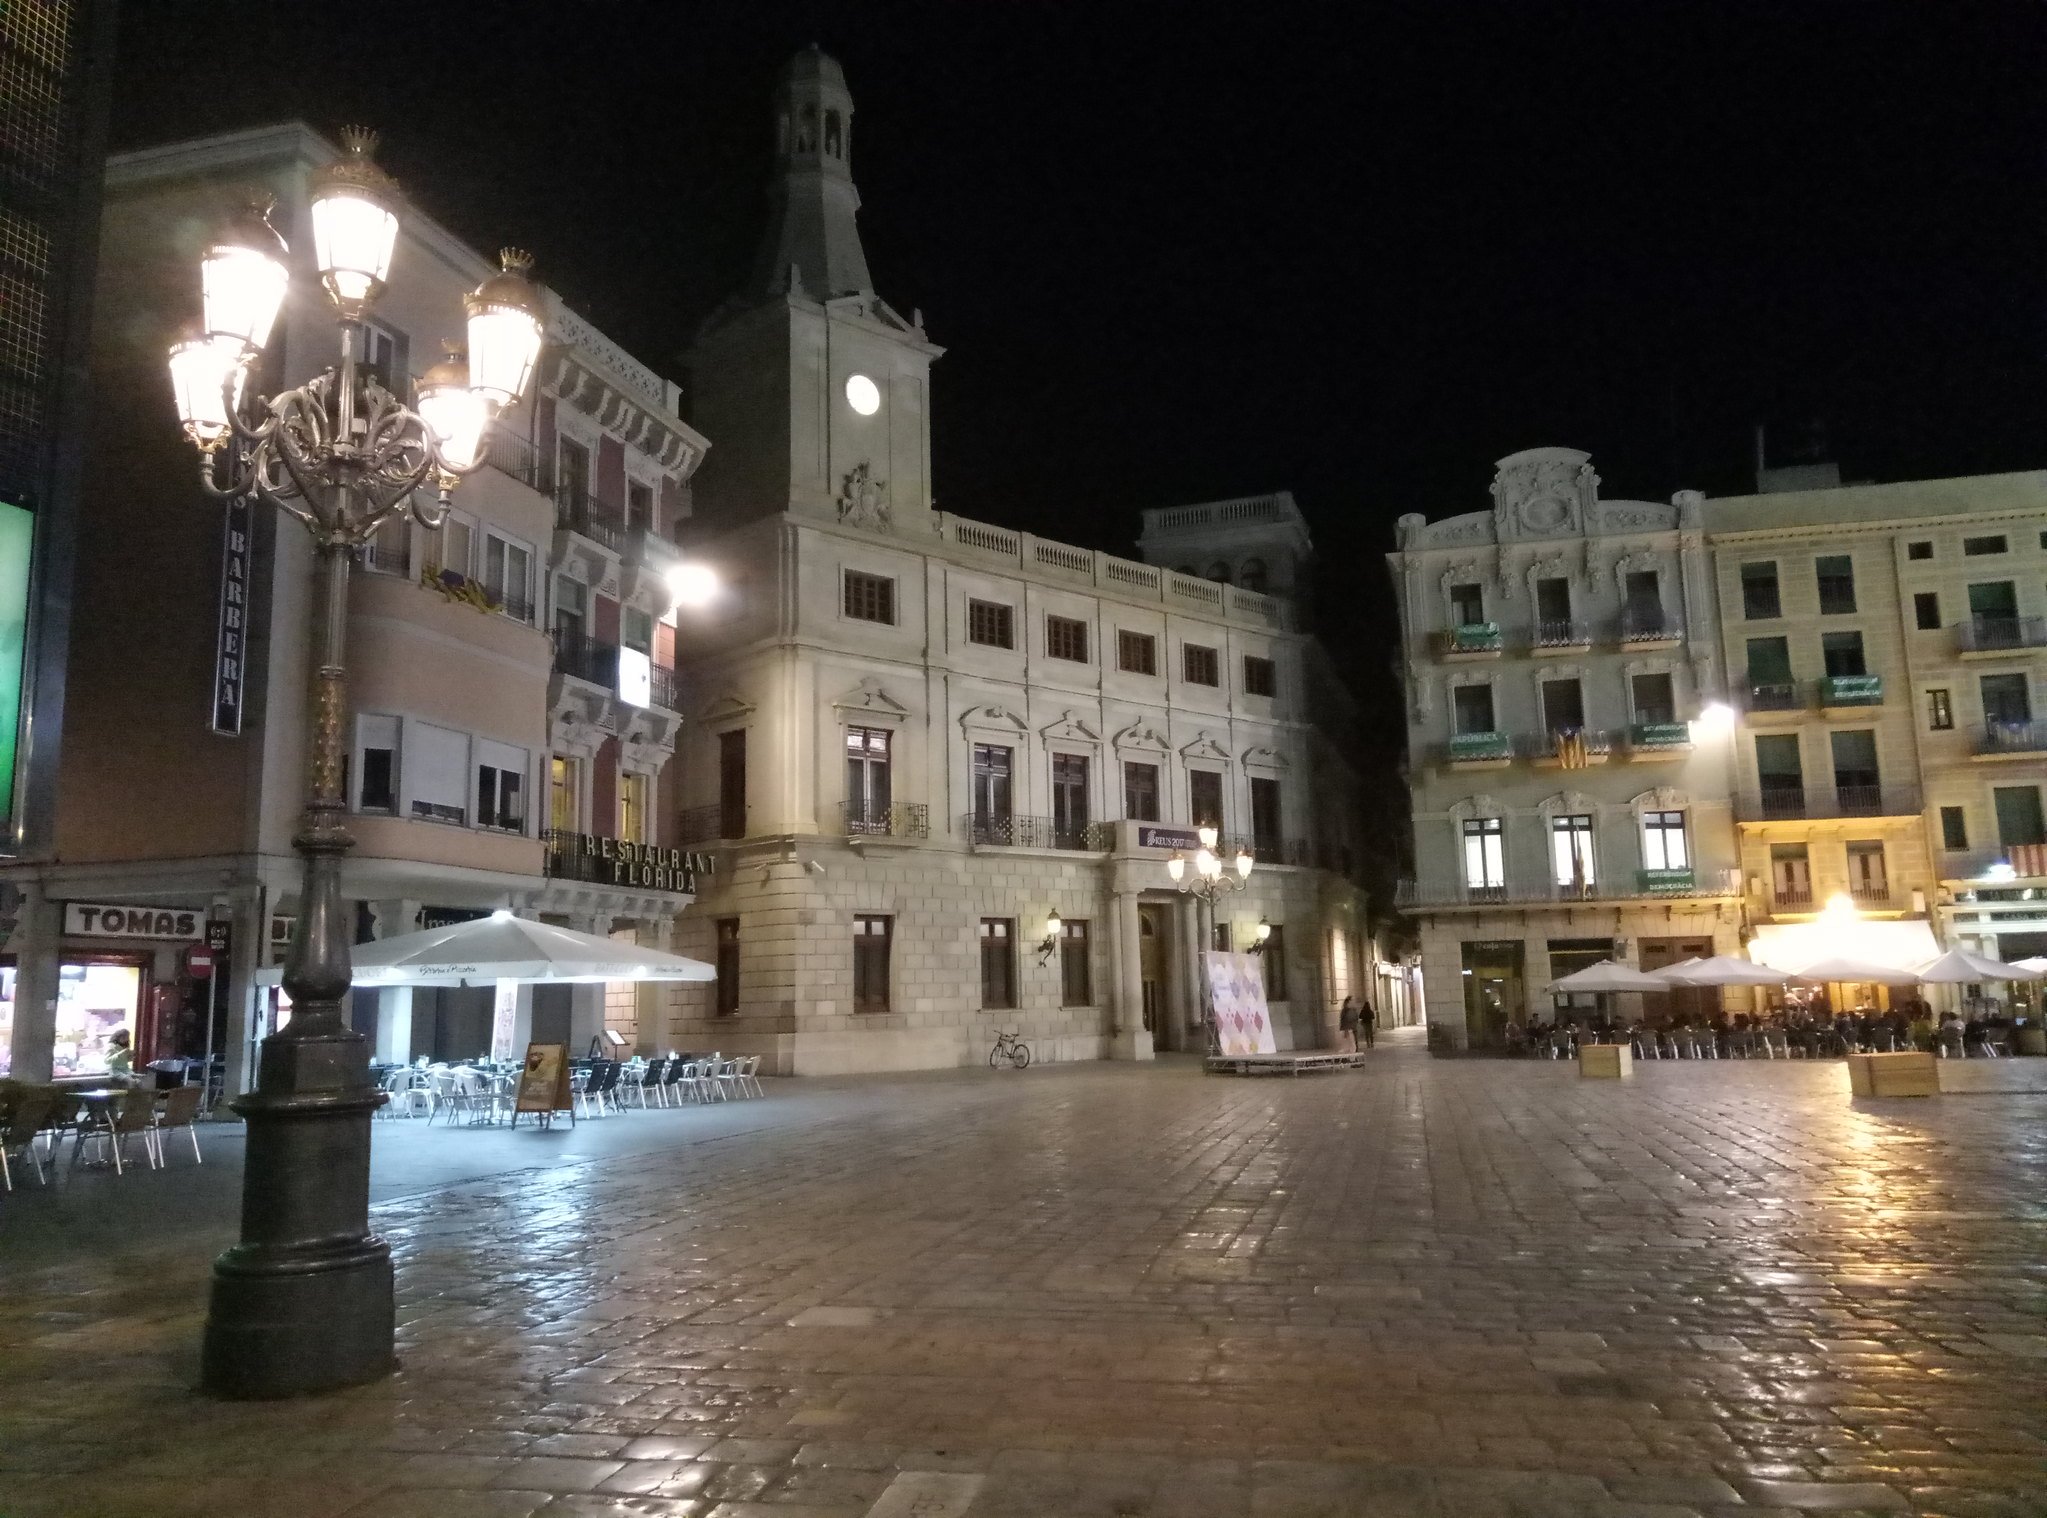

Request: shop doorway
left=1139, top=904, right=1168, bottom=1052
left=1639, top=937, right=1714, bottom=1025
left=1461, top=940, right=1524, bottom=1048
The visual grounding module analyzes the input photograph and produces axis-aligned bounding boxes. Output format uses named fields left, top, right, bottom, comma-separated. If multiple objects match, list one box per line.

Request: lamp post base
left=200, top=1024, right=393, bottom=1399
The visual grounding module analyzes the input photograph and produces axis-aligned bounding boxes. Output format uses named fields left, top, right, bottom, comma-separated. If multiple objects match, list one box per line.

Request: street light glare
left=666, top=561, right=719, bottom=609
left=1693, top=701, right=1735, bottom=737
left=167, top=334, right=245, bottom=448
left=201, top=202, right=289, bottom=351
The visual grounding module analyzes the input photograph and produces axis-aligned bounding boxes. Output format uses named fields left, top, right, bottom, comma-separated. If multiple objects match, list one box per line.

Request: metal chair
left=634, top=1057, right=668, bottom=1108
left=1, top=1086, right=58, bottom=1190
left=152, top=1086, right=204, bottom=1165
left=74, top=1089, right=160, bottom=1175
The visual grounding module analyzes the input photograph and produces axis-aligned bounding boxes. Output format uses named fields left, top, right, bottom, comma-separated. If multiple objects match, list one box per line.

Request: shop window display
left=0, top=961, right=144, bottom=1076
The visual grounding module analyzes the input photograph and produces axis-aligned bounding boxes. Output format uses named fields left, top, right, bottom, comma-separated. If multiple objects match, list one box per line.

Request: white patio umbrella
left=1545, top=959, right=1669, bottom=993
left=253, top=911, right=716, bottom=988
left=1656, top=955, right=1793, bottom=987
left=1788, top=955, right=1923, bottom=987
left=1911, top=948, right=2040, bottom=984
left=2015, top=957, right=2047, bottom=975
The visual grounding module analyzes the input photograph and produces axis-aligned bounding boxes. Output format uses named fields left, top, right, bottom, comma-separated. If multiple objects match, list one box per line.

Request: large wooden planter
left=2016, top=1026, right=2046, bottom=1056
left=1579, top=1043, right=1633, bottom=1080
left=1847, top=1051, right=1938, bottom=1097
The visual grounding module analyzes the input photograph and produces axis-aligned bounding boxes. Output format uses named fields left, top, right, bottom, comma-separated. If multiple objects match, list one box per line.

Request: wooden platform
left=1204, top=1050, right=1366, bottom=1077
left=1579, top=1043, right=1634, bottom=1080
left=1847, top=1051, right=1939, bottom=1098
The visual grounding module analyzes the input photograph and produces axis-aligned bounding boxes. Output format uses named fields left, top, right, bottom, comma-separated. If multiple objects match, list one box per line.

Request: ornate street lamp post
left=1166, top=825, right=1254, bottom=1052
left=167, top=129, right=545, bottom=1399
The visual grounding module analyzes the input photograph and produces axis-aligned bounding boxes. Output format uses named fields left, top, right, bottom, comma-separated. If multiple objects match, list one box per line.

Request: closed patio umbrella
left=1911, top=948, right=2040, bottom=984
left=253, top=911, right=716, bottom=988
left=1656, top=955, right=1792, bottom=987
left=1545, top=959, right=1669, bottom=993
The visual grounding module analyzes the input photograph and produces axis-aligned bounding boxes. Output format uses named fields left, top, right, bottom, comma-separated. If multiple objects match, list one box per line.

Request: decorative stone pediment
left=1631, top=787, right=1688, bottom=811
left=1540, top=790, right=1597, bottom=816
left=1111, top=721, right=1170, bottom=753
left=1241, top=745, right=1290, bottom=772
left=1490, top=446, right=1598, bottom=542
left=833, top=677, right=910, bottom=724
left=1180, top=732, right=1231, bottom=764
left=959, top=703, right=1028, bottom=734
left=698, top=692, right=756, bottom=727
left=1040, top=710, right=1099, bottom=745
left=1449, top=793, right=1502, bottom=822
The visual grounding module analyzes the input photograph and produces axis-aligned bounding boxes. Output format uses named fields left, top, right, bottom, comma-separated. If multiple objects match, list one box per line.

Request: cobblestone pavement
left=3, top=1034, right=2045, bottom=1518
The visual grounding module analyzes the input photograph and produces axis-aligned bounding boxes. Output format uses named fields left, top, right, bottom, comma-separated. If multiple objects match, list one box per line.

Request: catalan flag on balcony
left=2010, top=843, right=2047, bottom=878
left=1554, top=729, right=1588, bottom=769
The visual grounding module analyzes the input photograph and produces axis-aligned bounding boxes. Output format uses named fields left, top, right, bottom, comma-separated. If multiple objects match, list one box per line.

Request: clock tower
left=686, top=47, right=943, bottom=537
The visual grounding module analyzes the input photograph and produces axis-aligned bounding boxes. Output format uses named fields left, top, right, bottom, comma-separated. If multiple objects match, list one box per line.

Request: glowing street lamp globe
left=167, top=333, right=247, bottom=450
left=201, top=199, right=289, bottom=352
left=309, top=128, right=401, bottom=311
left=415, top=350, right=489, bottom=472
left=464, top=249, right=546, bottom=410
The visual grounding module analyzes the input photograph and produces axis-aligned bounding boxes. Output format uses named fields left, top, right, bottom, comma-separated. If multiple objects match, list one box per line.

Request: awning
left=1749, top=918, right=1940, bottom=977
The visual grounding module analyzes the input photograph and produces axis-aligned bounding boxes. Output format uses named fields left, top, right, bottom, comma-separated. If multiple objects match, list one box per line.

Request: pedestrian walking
left=1358, top=998, right=1377, bottom=1049
left=1337, top=996, right=1359, bottom=1051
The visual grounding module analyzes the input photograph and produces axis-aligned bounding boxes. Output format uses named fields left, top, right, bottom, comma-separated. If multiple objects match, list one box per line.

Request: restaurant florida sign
left=547, top=831, right=710, bottom=894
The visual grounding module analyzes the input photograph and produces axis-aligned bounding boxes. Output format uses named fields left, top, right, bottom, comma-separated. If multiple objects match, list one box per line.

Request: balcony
left=486, top=431, right=544, bottom=491
left=1956, top=615, right=2047, bottom=657
left=1772, top=886, right=1815, bottom=911
left=1446, top=731, right=1512, bottom=769
left=1975, top=719, right=2047, bottom=760
left=1618, top=610, right=1682, bottom=649
left=1226, top=834, right=1312, bottom=867
left=1744, top=681, right=1807, bottom=719
left=1818, top=673, right=1883, bottom=713
left=554, top=485, right=625, bottom=552
left=553, top=630, right=619, bottom=689
left=543, top=829, right=700, bottom=894
left=961, top=813, right=1102, bottom=850
left=832, top=800, right=930, bottom=843
left=1849, top=881, right=1893, bottom=908
left=1734, top=783, right=1921, bottom=823
left=1532, top=618, right=1591, bottom=651
left=1440, top=623, right=1503, bottom=660
left=1638, top=868, right=1696, bottom=894
left=1624, top=721, right=1693, bottom=761
left=1395, top=868, right=1740, bottom=909
left=1531, top=728, right=1612, bottom=768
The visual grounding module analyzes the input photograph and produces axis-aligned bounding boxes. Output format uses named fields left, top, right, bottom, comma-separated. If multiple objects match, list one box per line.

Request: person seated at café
left=105, top=1028, right=134, bottom=1078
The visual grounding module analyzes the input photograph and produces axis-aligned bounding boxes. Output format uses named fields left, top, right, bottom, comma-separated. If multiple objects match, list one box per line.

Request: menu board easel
left=512, top=1041, right=573, bottom=1128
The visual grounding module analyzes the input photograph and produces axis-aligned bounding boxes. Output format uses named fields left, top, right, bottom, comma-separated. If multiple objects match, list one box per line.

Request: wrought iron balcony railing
left=1736, top=784, right=1920, bottom=822
left=554, top=484, right=625, bottom=550
left=553, top=630, right=619, bottom=687
left=1619, top=610, right=1680, bottom=641
left=961, top=813, right=1099, bottom=849
left=1532, top=618, right=1591, bottom=648
left=835, top=801, right=930, bottom=840
left=486, top=431, right=544, bottom=490
left=1957, top=615, right=2047, bottom=653
left=1397, top=869, right=1741, bottom=909
left=1745, top=681, right=1805, bottom=713
left=1980, top=719, right=2047, bottom=756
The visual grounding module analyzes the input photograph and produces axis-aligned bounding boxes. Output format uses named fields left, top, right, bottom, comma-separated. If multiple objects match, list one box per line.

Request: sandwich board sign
left=513, top=1042, right=573, bottom=1128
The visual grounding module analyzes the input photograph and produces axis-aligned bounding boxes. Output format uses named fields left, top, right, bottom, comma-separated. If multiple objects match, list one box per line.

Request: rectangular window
left=1212, top=921, right=1231, bottom=953
left=1641, top=810, right=1689, bottom=871
left=1051, top=753, right=1090, bottom=846
left=1243, top=655, right=1276, bottom=697
left=1746, top=635, right=1793, bottom=685
left=1847, top=841, right=1888, bottom=902
left=1756, top=732, right=1804, bottom=812
left=1927, top=688, right=1953, bottom=730
left=1994, top=786, right=2047, bottom=848
left=475, top=740, right=527, bottom=833
left=979, top=918, right=1016, bottom=1009
left=1914, top=591, right=1942, bottom=630
left=1188, top=769, right=1224, bottom=831
left=626, top=479, right=653, bottom=532
left=618, top=772, right=648, bottom=842
left=1183, top=643, right=1219, bottom=685
left=357, top=714, right=398, bottom=812
left=1448, top=582, right=1484, bottom=625
left=1968, top=580, right=2019, bottom=647
left=1964, top=534, right=2009, bottom=556
left=719, top=729, right=747, bottom=839
left=1117, top=629, right=1156, bottom=674
left=1622, top=570, right=1662, bottom=631
left=409, top=720, right=469, bottom=825
left=1250, top=776, right=1282, bottom=858
left=1123, top=761, right=1159, bottom=821
left=1815, top=554, right=1856, bottom=614
left=1981, top=671, right=2032, bottom=726
left=1452, top=683, right=1496, bottom=735
left=432, top=513, right=475, bottom=578
left=365, top=512, right=408, bottom=576
left=843, top=569, right=896, bottom=624
left=1541, top=678, right=1584, bottom=733
left=972, top=743, right=1013, bottom=836
left=714, top=918, right=740, bottom=1016
left=1907, top=540, right=1933, bottom=561
left=1060, top=919, right=1091, bottom=1007
left=1262, top=924, right=1288, bottom=1001
left=620, top=606, right=654, bottom=655
left=553, top=574, right=587, bottom=645
left=1461, top=816, right=1504, bottom=890
left=484, top=533, right=533, bottom=619
left=845, top=727, right=892, bottom=832
left=1631, top=671, right=1676, bottom=725
left=1771, top=842, right=1811, bottom=907
left=1941, top=805, right=1969, bottom=851
left=556, top=437, right=590, bottom=502
left=1551, top=814, right=1595, bottom=892
left=967, top=598, right=1014, bottom=648
left=853, top=915, right=892, bottom=1013
left=1821, top=629, right=1867, bottom=677
left=361, top=320, right=409, bottom=393
left=548, top=755, right=578, bottom=833
left=1534, top=576, right=1572, bottom=626
left=1741, top=561, right=1781, bottom=620
left=1046, top=614, right=1089, bottom=662
left=1831, top=728, right=1880, bottom=796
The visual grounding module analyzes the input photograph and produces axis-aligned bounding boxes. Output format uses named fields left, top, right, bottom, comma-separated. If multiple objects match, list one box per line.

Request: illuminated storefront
left=0, top=958, right=147, bottom=1077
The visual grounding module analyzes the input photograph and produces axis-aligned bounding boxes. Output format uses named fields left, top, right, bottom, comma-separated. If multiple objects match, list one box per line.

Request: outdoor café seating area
left=0, top=1078, right=208, bottom=1189
left=370, top=1052, right=765, bottom=1128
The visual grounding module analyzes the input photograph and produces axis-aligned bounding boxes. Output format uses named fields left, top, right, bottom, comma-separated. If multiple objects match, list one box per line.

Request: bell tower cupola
left=751, top=45, right=873, bottom=301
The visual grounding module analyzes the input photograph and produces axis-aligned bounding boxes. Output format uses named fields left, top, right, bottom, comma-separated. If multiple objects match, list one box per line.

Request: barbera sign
left=65, top=902, right=204, bottom=941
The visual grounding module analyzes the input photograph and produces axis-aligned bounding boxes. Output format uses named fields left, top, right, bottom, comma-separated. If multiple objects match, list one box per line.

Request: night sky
left=112, top=1, right=2047, bottom=721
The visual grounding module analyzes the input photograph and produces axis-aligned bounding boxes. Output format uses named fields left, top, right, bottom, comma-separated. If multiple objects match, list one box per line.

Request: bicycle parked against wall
left=988, top=1030, right=1032, bottom=1069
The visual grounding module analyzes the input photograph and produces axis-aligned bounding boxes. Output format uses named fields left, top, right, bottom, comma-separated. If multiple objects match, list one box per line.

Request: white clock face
left=845, top=373, right=881, bottom=416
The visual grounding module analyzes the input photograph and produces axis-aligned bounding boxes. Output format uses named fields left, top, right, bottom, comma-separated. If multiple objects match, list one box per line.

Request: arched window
left=1239, top=558, right=1268, bottom=593
left=824, top=110, right=843, bottom=158
left=795, top=104, right=818, bottom=153
left=1208, top=561, right=1232, bottom=585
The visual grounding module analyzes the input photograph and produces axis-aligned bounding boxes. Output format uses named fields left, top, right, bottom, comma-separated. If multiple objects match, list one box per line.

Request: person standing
left=1337, top=996, right=1359, bottom=1051
left=1359, top=997, right=1377, bottom=1049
